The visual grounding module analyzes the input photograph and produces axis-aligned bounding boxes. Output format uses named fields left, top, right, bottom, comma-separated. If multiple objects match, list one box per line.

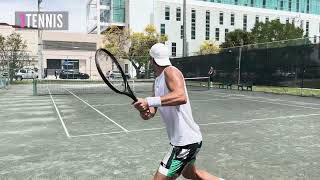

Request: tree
left=221, top=29, right=255, bottom=48
left=102, top=25, right=130, bottom=59
left=0, top=33, right=27, bottom=82
left=251, top=20, right=304, bottom=43
left=197, top=40, right=220, bottom=55
left=128, top=25, right=167, bottom=78
left=103, top=24, right=167, bottom=78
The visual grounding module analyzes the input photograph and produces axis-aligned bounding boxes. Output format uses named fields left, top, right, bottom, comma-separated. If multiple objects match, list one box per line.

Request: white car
left=15, top=69, right=38, bottom=80
left=108, top=71, right=131, bottom=79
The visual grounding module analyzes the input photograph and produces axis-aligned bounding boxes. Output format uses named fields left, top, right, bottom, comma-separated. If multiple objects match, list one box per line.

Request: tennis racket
left=95, top=48, right=138, bottom=102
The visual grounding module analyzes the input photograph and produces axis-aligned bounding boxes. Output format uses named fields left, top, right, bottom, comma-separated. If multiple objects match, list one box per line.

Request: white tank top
left=154, top=66, right=202, bottom=146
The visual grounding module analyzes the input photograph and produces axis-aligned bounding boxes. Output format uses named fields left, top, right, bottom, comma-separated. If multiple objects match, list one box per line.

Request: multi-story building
left=87, top=0, right=320, bottom=57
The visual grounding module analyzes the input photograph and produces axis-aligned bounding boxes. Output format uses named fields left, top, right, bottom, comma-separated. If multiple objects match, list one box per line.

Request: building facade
left=87, top=0, right=320, bottom=57
left=0, top=23, right=100, bottom=79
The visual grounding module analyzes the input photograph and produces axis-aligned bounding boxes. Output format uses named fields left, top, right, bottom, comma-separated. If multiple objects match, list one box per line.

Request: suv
left=15, top=69, right=38, bottom=80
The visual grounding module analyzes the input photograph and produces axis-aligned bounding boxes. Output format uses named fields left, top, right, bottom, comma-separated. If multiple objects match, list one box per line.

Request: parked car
left=108, top=70, right=130, bottom=79
left=15, top=68, right=38, bottom=80
left=59, top=70, right=89, bottom=79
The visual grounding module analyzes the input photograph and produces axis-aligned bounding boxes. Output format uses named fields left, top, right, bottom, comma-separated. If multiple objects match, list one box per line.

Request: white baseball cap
left=149, top=43, right=172, bottom=66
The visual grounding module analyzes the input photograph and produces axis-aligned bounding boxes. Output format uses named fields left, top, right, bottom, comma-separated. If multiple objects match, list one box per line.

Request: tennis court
left=0, top=82, right=319, bottom=180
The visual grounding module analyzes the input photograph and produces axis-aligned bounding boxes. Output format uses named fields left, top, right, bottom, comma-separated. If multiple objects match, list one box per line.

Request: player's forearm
left=160, top=91, right=187, bottom=106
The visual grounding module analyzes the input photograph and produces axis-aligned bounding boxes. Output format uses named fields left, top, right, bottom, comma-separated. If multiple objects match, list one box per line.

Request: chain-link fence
left=171, top=37, right=320, bottom=96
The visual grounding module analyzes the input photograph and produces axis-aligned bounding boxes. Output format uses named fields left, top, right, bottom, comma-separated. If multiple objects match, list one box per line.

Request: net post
left=207, top=76, right=210, bottom=90
left=33, top=78, right=37, bottom=96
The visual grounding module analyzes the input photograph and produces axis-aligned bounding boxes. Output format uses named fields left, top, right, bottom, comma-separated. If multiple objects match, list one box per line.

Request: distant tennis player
left=208, top=66, right=216, bottom=88
left=133, top=43, right=224, bottom=180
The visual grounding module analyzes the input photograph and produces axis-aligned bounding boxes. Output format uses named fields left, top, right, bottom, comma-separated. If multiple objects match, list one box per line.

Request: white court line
left=191, top=91, right=320, bottom=110
left=128, top=127, right=165, bottom=132
left=231, top=97, right=320, bottom=110
left=137, top=88, right=319, bottom=109
left=199, top=113, right=320, bottom=126
left=70, top=113, right=320, bottom=138
left=65, top=89, right=129, bottom=133
left=48, top=88, right=71, bottom=138
left=138, top=88, right=319, bottom=109
left=70, top=130, right=125, bottom=138
left=209, top=91, right=320, bottom=106
left=191, top=97, right=248, bottom=102
left=71, top=127, right=165, bottom=138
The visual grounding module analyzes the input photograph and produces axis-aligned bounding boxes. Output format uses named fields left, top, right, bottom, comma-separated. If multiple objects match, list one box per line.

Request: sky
left=0, top=0, right=87, bottom=33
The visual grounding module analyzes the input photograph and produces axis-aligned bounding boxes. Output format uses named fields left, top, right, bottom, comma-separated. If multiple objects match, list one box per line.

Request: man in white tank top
left=133, top=43, right=224, bottom=180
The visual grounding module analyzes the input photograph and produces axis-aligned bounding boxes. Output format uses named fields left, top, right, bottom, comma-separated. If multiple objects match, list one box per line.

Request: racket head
left=95, top=48, right=137, bottom=101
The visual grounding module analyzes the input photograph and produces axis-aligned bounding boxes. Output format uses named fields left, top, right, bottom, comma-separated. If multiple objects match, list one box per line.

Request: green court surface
left=0, top=85, right=320, bottom=180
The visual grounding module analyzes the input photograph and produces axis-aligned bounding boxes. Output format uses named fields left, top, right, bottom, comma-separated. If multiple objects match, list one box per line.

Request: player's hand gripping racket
left=95, top=48, right=138, bottom=102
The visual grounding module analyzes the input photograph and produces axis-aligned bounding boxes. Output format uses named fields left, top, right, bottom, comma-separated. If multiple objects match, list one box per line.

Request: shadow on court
left=0, top=86, right=319, bottom=179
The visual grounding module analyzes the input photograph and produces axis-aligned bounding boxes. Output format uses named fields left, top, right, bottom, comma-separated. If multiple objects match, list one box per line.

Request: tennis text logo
left=15, top=11, right=68, bottom=30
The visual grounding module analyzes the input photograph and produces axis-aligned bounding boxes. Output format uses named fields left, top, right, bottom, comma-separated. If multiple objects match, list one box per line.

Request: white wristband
left=146, top=97, right=162, bottom=107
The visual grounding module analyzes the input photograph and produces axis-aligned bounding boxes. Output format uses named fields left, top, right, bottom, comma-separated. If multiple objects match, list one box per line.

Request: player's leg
left=153, top=171, right=178, bottom=180
left=182, top=163, right=222, bottom=180
left=155, top=144, right=191, bottom=180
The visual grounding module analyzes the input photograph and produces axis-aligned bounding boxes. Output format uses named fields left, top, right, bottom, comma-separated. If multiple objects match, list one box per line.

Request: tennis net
left=33, top=77, right=210, bottom=96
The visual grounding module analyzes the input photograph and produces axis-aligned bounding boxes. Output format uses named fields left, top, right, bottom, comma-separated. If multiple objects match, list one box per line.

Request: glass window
left=231, top=13, right=235, bottom=26
left=296, top=0, right=300, bottom=12
left=206, top=11, right=210, bottom=40
left=219, top=12, right=223, bottom=25
left=191, top=9, right=196, bottom=39
left=289, top=0, right=292, bottom=11
left=100, top=9, right=110, bottom=23
left=215, top=28, right=219, bottom=41
left=263, top=0, right=266, bottom=8
left=112, top=0, right=125, bottom=23
left=160, top=24, right=165, bottom=35
left=100, top=0, right=111, bottom=6
left=181, top=25, right=184, bottom=39
left=176, top=7, right=181, bottom=21
left=165, top=6, right=170, bottom=20
left=243, top=14, right=247, bottom=31
left=172, top=43, right=176, bottom=57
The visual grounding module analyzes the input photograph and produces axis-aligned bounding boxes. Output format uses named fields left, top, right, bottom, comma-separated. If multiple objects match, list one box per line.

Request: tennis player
left=133, top=43, right=224, bottom=180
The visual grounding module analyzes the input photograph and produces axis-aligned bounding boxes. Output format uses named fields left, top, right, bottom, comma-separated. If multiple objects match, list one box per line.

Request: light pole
left=38, top=0, right=43, bottom=79
left=238, top=39, right=243, bottom=85
left=89, top=56, right=92, bottom=79
left=182, top=0, right=187, bottom=57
